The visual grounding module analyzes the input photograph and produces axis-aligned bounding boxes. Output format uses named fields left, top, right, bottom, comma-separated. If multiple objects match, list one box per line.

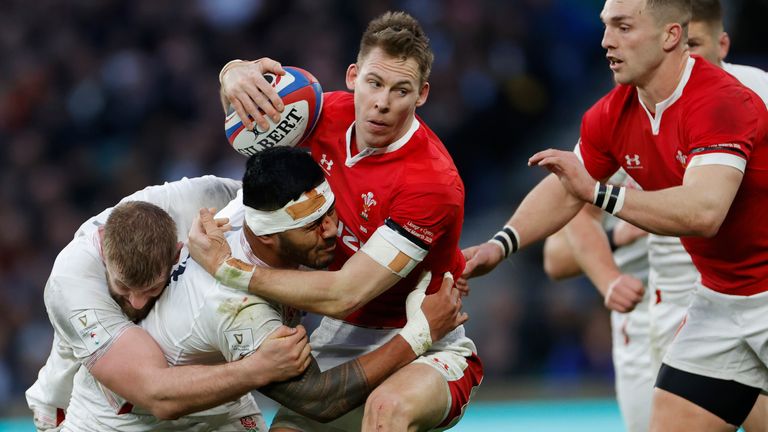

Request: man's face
left=275, top=206, right=338, bottom=269
left=346, top=47, right=429, bottom=149
left=105, top=263, right=168, bottom=322
left=600, top=0, right=667, bottom=86
left=688, top=20, right=724, bottom=65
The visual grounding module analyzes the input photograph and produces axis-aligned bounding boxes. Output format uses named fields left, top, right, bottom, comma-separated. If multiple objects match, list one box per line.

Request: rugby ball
left=225, top=66, right=323, bottom=156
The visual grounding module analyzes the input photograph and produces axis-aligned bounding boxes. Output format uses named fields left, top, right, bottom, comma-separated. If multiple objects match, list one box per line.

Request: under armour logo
left=624, top=154, right=641, bottom=167
left=320, top=154, right=334, bottom=172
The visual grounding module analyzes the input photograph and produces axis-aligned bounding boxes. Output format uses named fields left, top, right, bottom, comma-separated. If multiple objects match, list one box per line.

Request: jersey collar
left=345, top=116, right=420, bottom=167
left=239, top=229, right=271, bottom=268
left=638, top=56, right=695, bottom=135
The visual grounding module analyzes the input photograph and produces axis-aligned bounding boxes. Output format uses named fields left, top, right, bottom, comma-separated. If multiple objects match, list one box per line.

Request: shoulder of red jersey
left=689, top=56, right=758, bottom=103
left=683, top=57, right=767, bottom=160
left=401, top=122, right=464, bottom=202
left=321, top=91, right=353, bottom=111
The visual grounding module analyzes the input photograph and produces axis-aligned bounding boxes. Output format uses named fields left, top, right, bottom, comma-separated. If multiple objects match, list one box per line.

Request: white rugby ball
left=224, top=66, right=323, bottom=156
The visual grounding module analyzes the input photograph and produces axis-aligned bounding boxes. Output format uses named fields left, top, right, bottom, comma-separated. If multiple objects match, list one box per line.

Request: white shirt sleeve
left=201, top=285, right=287, bottom=363
left=45, top=238, right=136, bottom=369
left=121, top=175, right=241, bottom=241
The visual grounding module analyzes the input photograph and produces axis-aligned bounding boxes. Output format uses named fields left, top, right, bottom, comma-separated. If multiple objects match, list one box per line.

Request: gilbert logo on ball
left=225, top=66, right=323, bottom=156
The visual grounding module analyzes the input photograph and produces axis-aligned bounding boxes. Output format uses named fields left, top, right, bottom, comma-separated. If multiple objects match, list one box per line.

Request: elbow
left=543, top=258, right=567, bottom=281
left=308, top=412, right=336, bottom=424
left=148, top=404, right=184, bottom=421
left=325, top=297, right=364, bottom=319
left=688, top=211, right=725, bottom=238
left=142, top=387, right=187, bottom=420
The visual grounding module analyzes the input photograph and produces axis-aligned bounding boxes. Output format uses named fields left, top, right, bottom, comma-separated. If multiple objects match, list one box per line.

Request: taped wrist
left=489, top=225, right=520, bottom=258
left=214, top=257, right=255, bottom=291
left=219, top=59, right=245, bottom=85
left=399, top=271, right=435, bottom=356
left=592, top=182, right=626, bottom=215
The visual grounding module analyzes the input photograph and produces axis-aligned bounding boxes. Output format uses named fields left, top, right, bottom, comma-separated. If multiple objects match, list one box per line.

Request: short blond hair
left=647, top=0, right=693, bottom=28
left=103, top=201, right=177, bottom=286
left=357, top=11, right=434, bottom=85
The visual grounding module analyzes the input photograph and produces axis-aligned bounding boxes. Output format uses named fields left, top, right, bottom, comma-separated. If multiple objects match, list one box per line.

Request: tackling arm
left=90, top=325, right=308, bottom=420
left=258, top=272, right=465, bottom=422
left=189, top=208, right=402, bottom=318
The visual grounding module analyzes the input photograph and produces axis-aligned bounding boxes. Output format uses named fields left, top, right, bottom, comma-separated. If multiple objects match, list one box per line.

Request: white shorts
left=271, top=317, right=482, bottom=431
left=648, top=286, right=696, bottom=375
left=663, top=285, right=768, bottom=393
left=611, top=291, right=653, bottom=432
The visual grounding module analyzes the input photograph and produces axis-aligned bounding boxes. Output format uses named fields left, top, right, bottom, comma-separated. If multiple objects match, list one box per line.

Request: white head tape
left=244, top=180, right=335, bottom=235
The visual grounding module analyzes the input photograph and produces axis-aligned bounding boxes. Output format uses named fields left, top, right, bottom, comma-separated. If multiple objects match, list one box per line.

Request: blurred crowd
left=1, top=0, right=765, bottom=415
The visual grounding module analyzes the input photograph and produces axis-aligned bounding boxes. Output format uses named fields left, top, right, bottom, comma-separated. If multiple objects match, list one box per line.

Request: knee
left=365, top=388, right=413, bottom=422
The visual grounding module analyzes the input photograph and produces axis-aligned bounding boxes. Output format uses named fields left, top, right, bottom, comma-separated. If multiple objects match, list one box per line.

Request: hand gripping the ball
left=221, top=57, right=286, bottom=132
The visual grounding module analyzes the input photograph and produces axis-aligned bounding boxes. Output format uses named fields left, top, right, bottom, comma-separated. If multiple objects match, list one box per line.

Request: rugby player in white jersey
left=543, top=170, right=652, bottom=432
left=61, top=147, right=466, bottom=431
left=536, top=1, right=768, bottom=429
left=26, top=176, right=312, bottom=431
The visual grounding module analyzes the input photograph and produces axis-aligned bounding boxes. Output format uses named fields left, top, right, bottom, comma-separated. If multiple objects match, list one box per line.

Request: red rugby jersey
left=577, top=56, right=768, bottom=295
left=301, top=91, right=466, bottom=327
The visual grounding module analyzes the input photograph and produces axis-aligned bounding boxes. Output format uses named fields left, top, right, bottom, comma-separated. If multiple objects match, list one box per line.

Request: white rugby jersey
left=26, top=176, right=240, bottom=430
left=64, top=225, right=300, bottom=431
left=724, top=62, right=768, bottom=107
left=648, top=62, right=768, bottom=293
left=605, top=169, right=649, bottom=283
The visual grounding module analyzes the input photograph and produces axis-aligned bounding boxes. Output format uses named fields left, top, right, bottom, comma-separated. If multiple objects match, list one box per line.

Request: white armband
left=360, top=226, right=425, bottom=278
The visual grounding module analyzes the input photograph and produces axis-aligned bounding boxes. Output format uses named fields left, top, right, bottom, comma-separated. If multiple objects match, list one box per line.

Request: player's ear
left=174, top=241, right=183, bottom=262
left=256, top=233, right=277, bottom=247
left=663, top=23, right=684, bottom=51
left=416, top=82, right=430, bottom=107
left=345, top=64, right=358, bottom=91
left=718, top=31, right=730, bottom=62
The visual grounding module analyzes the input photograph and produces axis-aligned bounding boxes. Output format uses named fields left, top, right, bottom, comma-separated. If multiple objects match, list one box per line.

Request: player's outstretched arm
left=529, top=149, right=744, bottom=237
left=90, top=325, right=309, bottom=420
left=258, top=273, right=467, bottom=423
left=189, top=208, right=402, bottom=318
left=219, top=57, right=286, bottom=132
left=461, top=173, right=585, bottom=280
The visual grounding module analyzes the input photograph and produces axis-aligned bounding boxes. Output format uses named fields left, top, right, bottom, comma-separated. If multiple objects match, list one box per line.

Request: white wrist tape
left=218, top=59, right=247, bottom=85
left=399, top=271, right=442, bottom=356
left=214, top=257, right=255, bottom=291
left=592, top=182, right=626, bottom=215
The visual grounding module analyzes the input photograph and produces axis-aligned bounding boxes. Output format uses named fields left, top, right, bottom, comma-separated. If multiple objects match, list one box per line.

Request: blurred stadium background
left=0, top=0, right=765, bottom=429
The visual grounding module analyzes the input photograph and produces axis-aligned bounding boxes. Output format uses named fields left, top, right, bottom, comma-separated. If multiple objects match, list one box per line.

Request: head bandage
left=245, top=180, right=335, bottom=235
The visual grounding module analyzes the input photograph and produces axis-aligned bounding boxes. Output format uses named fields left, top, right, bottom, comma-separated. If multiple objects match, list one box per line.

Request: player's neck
left=637, top=51, right=690, bottom=110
